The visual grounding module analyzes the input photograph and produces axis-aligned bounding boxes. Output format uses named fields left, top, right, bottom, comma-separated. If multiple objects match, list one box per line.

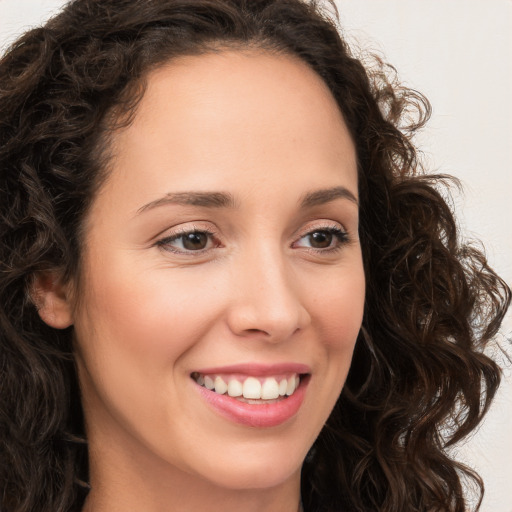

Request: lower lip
left=195, top=376, right=309, bottom=428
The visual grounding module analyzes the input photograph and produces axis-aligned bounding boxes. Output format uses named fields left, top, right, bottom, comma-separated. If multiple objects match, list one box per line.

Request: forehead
left=137, top=49, right=344, bottom=127
left=89, top=50, right=357, bottom=226
left=112, top=51, right=354, bottom=170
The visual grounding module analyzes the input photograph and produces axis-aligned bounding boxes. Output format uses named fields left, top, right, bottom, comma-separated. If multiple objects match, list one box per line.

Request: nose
left=225, top=246, right=311, bottom=342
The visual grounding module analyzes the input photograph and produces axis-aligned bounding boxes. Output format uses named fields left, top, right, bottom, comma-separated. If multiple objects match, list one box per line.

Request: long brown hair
left=0, top=1, right=510, bottom=511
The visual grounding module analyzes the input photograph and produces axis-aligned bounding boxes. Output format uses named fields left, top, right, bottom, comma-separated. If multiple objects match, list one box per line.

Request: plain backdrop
left=1, top=1, right=511, bottom=510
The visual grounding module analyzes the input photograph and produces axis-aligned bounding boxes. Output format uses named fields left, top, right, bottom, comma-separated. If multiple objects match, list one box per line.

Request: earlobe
left=31, top=272, right=74, bottom=329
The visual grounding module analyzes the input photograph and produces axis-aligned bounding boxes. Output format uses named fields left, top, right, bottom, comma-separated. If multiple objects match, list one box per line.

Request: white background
left=1, top=1, right=510, bottom=510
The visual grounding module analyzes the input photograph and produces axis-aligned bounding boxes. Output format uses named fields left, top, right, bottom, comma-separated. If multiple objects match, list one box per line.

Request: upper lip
left=192, top=362, right=311, bottom=376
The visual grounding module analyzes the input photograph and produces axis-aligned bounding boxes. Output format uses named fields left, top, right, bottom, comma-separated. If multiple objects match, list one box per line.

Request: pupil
left=183, top=232, right=207, bottom=250
left=310, top=231, right=332, bottom=248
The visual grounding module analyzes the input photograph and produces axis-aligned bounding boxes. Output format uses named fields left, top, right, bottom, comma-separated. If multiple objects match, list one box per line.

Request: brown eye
left=182, top=232, right=209, bottom=250
left=157, top=230, right=215, bottom=253
left=294, top=226, right=348, bottom=252
left=307, top=230, right=333, bottom=248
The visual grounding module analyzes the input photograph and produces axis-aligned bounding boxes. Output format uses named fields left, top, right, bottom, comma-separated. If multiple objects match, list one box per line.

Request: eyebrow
left=136, top=191, right=237, bottom=214
left=299, top=186, right=358, bottom=208
left=136, top=185, right=357, bottom=216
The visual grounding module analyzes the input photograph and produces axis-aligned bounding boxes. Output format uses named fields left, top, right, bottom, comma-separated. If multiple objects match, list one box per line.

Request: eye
left=294, top=227, right=348, bottom=251
left=156, top=229, right=217, bottom=253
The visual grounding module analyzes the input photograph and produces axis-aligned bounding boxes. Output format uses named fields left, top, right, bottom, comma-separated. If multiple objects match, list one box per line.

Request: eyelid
left=293, top=219, right=348, bottom=240
left=153, top=219, right=351, bottom=256
left=296, top=219, right=344, bottom=234
left=155, top=223, right=221, bottom=255
left=292, top=221, right=350, bottom=252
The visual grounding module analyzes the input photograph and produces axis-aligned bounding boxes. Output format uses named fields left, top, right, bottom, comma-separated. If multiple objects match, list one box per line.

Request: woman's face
left=72, top=51, right=365, bottom=492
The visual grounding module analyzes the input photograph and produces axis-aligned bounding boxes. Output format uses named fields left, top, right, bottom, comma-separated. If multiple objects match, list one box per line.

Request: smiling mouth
left=191, top=372, right=303, bottom=403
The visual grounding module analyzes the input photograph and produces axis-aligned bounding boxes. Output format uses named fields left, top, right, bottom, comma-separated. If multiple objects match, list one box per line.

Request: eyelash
left=293, top=225, right=349, bottom=254
left=155, top=225, right=349, bottom=256
left=155, top=226, right=219, bottom=255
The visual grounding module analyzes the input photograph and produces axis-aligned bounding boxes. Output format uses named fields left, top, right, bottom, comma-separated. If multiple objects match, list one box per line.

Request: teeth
left=204, top=375, right=214, bottom=390
left=285, top=377, right=296, bottom=396
left=194, top=373, right=302, bottom=400
left=214, top=376, right=228, bottom=395
left=278, top=379, right=287, bottom=396
left=243, top=377, right=261, bottom=399
left=227, top=379, right=243, bottom=397
left=261, top=377, right=279, bottom=399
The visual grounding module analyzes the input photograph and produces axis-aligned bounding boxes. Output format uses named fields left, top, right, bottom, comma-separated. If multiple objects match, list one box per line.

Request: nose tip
left=227, top=301, right=309, bottom=342
left=226, top=262, right=311, bottom=342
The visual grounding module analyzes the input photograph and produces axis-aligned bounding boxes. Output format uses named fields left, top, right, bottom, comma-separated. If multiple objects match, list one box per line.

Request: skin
left=38, top=51, right=365, bottom=512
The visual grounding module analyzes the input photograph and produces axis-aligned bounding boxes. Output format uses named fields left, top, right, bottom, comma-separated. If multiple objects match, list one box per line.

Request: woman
left=0, top=1, right=509, bottom=511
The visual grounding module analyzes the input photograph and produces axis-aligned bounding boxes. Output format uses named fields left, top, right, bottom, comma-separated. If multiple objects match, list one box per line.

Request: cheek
left=76, top=263, right=223, bottom=364
left=73, top=262, right=227, bottom=444
left=72, top=261, right=228, bottom=435
left=309, top=264, right=365, bottom=348
left=305, top=259, right=365, bottom=401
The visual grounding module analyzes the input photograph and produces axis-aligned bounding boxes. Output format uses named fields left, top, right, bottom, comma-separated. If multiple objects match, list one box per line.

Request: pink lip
left=193, top=362, right=311, bottom=376
left=194, top=375, right=310, bottom=428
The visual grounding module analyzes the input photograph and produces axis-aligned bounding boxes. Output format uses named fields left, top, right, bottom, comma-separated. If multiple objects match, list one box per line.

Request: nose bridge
left=227, top=240, right=310, bottom=340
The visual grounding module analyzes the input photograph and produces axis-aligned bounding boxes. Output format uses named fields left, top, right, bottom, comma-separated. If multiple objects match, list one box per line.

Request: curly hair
left=0, top=1, right=509, bottom=511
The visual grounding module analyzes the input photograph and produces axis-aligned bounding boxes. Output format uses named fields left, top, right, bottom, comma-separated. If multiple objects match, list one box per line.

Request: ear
left=32, top=272, right=74, bottom=329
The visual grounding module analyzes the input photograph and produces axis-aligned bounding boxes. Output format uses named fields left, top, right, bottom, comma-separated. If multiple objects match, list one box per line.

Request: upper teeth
left=194, top=373, right=301, bottom=400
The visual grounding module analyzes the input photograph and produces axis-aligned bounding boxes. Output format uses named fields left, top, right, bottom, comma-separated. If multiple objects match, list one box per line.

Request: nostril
left=225, top=289, right=310, bottom=341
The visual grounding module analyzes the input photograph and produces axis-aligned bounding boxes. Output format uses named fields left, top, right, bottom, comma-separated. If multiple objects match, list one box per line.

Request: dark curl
left=0, top=1, right=509, bottom=511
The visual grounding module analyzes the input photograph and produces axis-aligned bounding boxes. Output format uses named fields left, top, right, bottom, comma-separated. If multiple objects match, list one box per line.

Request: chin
left=191, top=444, right=305, bottom=490
left=204, top=463, right=301, bottom=491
